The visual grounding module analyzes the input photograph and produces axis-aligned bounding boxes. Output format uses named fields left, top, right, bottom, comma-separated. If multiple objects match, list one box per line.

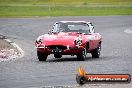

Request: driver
left=52, top=22, right=60, bottom=33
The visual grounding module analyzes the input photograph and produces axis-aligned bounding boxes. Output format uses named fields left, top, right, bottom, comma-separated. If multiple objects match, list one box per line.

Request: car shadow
left=46, top=56, right=107, bottom=62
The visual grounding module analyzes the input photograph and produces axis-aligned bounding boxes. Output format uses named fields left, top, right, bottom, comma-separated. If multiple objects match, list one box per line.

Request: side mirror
left=48, top=30, right=52, bottom=34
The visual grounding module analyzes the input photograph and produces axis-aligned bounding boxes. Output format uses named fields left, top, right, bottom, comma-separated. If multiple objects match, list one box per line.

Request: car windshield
left=53, top=22, right=90, bottom=34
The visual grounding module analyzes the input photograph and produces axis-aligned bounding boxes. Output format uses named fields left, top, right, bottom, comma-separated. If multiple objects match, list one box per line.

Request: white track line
left=4, top=39, right=13, bottom=43
left=124, top=29, right=132, bottom=34
left=10, top=42, right=24, bottom=58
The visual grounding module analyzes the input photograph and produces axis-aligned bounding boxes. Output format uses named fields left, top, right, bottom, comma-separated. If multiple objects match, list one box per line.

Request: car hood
left=42, top=32, right=81, bottom=45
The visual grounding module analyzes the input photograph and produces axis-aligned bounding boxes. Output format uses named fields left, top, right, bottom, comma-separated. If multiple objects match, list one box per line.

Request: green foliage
left=0, top=0, right=132, bottom=17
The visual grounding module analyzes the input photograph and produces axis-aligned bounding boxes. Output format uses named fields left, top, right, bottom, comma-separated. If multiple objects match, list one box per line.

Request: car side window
left=88, top=23, right=95, bottom=34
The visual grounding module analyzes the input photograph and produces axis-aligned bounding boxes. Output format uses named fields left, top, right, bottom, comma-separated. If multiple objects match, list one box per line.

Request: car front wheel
left=37, top=51, right=48, bottom=61
left=77, top=47, right=87, bottom=61
left=91, top=44, right=101, bottom=58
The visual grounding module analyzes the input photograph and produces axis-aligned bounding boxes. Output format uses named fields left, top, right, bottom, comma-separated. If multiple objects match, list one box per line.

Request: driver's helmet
left=88, top=23, right=95, bottom=34
left=52, top=22, right=60, bottom=33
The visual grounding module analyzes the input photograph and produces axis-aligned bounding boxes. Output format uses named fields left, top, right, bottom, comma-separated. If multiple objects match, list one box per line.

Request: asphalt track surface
left=0, top=16, right=132, bottom=88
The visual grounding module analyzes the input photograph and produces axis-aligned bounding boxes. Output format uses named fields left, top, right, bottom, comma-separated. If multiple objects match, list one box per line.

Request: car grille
left=48, top=45, right=67, bottom=50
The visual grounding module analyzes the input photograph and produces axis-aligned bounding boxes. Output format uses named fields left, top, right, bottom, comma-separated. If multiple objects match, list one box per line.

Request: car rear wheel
left=37, top=51, right=48, bottom=61
left=77, top=47, right=87, bottom=61
left=91, top=44, right=101, bottom=58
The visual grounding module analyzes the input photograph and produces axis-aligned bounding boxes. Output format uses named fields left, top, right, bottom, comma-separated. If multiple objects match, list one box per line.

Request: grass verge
left=0, top=5, right=132, bottom=17
left=0, top=0, right=132, bottom=17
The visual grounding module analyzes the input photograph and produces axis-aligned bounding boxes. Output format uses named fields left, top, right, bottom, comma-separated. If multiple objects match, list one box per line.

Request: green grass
left=0, top=0, right=132, bottom=5
left=0, top=6, right=132, bottom=17
left=0, top=0, right=132, bottom=17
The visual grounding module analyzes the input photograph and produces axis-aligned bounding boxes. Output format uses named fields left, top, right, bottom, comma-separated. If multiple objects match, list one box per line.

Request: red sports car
left=35, top=21, right=102, bottom=61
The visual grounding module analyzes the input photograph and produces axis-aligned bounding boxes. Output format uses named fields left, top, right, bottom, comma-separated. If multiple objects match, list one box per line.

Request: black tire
left=37, top=51, right=48, bottom=61
left=92, top=44, right=101, bottom=58
left=77, top=47, right=87, bottom=61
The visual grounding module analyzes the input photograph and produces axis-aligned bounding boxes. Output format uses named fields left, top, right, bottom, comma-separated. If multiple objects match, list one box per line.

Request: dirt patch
left=0, top=38, right=19, bottom=62
left=0, top=39, right=15, bottom=49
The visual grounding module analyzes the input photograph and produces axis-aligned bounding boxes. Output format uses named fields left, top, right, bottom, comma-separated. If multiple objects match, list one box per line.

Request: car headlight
left=36, top=35, right=43, bottom=44
left=74, top=36, right=82, bottom=46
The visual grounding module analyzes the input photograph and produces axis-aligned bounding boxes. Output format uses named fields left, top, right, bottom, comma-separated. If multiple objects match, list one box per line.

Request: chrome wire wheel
left=92, top=44, right=101, bottom=58
left=77, top=46, right=87, bottom=61
left=82, top=48, right=87, bottom=58
left=97, top=44, right=101, bottom=56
